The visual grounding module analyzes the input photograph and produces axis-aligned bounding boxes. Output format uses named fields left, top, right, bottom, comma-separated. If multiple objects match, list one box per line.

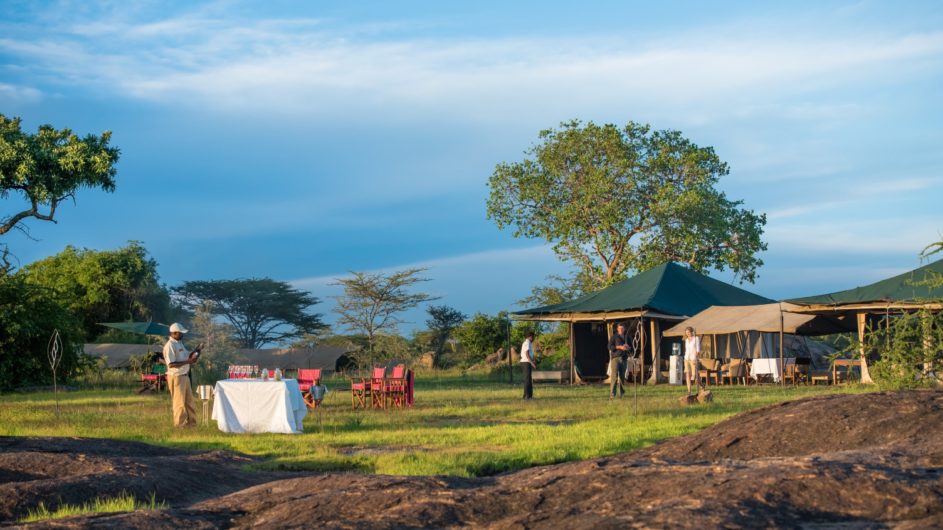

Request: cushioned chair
left=722, top=358, right=748, bottom=385
left=698, top=358, right=721, bottom=386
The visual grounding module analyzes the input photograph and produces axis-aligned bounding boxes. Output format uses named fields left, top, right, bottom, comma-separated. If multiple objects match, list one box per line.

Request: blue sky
left=2, top=0, right=942, bottom=335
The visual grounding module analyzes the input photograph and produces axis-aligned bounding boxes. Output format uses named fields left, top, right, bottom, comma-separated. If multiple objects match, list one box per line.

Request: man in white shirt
left=163, top=323, right=202, bottom=428
left=520, top=332, right=536, bottom=400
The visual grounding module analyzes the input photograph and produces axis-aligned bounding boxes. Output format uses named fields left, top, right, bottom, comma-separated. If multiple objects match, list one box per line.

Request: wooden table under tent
left=513, top=262, right=772, bottom=385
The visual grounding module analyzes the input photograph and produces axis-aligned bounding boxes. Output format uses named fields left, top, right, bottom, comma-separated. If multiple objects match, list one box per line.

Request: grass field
left=0, top=373, right=872, bottom=477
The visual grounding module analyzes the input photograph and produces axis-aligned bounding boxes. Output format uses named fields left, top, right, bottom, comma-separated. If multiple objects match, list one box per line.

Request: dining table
left=750, top=357, right=796, bottom=383
left=211, top=378, right=307, bottom=434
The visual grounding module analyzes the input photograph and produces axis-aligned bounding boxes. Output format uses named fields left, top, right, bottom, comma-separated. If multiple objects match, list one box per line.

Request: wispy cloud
left=3, top=8, right=942, bottom=122
left=0, top=82, right=41, bottom=103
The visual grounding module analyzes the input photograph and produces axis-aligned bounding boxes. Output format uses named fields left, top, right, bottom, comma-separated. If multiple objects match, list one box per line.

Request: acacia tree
left=425, top=305, right=466, bottom=368
left=333, top=268, right=437, bottom=366
left=487, top=120, right=766, bottom=292
left=0, top=114, right=119, bottom=274
left=174, top=278, right=326, bottom=348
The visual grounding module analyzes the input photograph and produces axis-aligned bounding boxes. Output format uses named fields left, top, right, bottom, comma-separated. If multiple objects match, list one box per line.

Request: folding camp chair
left=138, top=363, right=167, bottom=394
left=384, top=365, right=408, bottom=409
left=297, top=368, right=323, bottom=409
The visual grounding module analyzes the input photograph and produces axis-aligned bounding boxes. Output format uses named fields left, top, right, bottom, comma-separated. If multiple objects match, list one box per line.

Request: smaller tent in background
left=84, top=343, right=163, bottom=369
left=233, top=346, right=351, bottom=375
left=663, top=303, right=855, bottom=368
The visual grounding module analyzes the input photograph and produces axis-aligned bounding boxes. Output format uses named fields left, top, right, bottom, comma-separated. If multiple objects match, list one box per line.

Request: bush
left=866, top=308, right=943, bottom=390
left=0, top=275, right=84, bottom=391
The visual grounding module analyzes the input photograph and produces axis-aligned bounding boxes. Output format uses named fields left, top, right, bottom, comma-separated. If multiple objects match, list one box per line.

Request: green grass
left=0, top=372, right=873, bottom=477
left=19, top=492, right=166, bottom=523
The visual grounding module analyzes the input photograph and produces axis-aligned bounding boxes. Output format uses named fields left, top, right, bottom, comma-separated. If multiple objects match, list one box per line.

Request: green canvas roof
left=790, top=259, right=943, bottom=306
left=516, top=262, right=772, bottom=318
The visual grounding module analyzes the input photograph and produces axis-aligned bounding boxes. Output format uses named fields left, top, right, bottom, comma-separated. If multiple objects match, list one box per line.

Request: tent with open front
left=514, top=262, right=772, bottom=383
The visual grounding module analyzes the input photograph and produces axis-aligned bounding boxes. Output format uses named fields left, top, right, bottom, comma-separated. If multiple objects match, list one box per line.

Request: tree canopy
left=0, top=274, right=84, bottom=391
left=487, top=120, right=767, bottom=292
left=425, top=305, right=466, bottom=368
left=174, top=278, right=326, bottom=348
left=18, top=241, right=171, bottom=341
left=333, top=268, right=437, bottom=364
left=0, top=114, right=119, bottom=273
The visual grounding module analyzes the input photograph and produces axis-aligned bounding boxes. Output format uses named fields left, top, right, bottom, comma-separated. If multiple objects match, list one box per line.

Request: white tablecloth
left=750, top=358, right=795, bottom=383
left=212, top=379, right=306, bottom=434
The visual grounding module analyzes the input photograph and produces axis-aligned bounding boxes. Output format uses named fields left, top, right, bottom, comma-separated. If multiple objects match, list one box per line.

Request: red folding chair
left=297, top=368, right=323, bottom=409
left=370, top=367, right=387, bottom=409
left=384, top=365, right=408, bottom=409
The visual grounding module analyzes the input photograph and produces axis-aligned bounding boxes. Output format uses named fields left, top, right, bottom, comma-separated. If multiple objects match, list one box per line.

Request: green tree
left=425, top=305, right=466, bottom=368
left=454, top=312, right=510, bottom=365
left=487, top=120, right=767, bottom=292
left=333, top=268, right=437, bottom=366
left=18, top=242, right=171, bottom=340
left=0, top=114, right=119, bottom=274
left=0, top=275, right=84, bottom=390
left=174, top=278, right=326, bottom=348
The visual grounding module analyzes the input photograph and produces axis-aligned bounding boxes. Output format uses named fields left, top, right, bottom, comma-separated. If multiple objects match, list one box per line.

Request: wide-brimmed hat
left=169, top=323, right=188, bottom=334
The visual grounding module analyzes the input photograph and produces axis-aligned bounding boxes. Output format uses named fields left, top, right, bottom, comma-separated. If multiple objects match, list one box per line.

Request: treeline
left=0, top=241, right=573, bottom=391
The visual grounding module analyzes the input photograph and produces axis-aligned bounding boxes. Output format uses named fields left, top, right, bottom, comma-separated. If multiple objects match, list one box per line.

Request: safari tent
left=232, top=346, right=351, bottom=374
left=662, top=303, right=854, bottom=367
left=514, top=262, right=772, bottom=383
left=787, top=258, right=943, bottom=382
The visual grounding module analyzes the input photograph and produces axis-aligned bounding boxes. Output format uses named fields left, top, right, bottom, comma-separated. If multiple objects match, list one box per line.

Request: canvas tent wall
left=787, top=258, right=943, bottom=383
left=663, top=303, right=852, bottom=368
left=233, top=346, right=350, bottom=374
left=515, top=262, right=772, bottom=383
left=84, top=343, right=164, bottom=369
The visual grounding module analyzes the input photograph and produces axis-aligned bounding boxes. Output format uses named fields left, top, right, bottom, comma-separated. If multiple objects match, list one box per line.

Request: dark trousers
left=609, top=357, right=625, bottom=397
left=522, top=362, right=533, bottom=399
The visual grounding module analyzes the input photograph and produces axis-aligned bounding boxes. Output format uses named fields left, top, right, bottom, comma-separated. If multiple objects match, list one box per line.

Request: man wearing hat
left=163, top=323, right=202, bottom=428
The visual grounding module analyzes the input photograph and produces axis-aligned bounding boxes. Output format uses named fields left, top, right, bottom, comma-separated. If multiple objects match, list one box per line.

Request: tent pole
left=647, top=318, right=662, bottom=385
left=507, top=314, right=512, bottom=385
left=569, top=321, right=575, bottom=385
left=779, top=301, right=785, bottom=388
left=639, top=314, right=646, bottom=386
left=857, top=311, right=874, bottom=384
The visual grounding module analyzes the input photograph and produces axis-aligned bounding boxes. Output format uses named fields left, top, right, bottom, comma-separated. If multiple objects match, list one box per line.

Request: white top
left=520, top=338, right=534, bottom=363
left=684, top=335, right=701, bottom=361
left=163, top=337, right=190, bottom=377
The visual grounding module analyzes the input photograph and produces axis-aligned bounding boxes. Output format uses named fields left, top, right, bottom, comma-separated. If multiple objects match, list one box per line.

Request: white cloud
left=3, top=10, right=942, bottom=122
left=766, top=217, right=941, bottom=254
left=0, top=82, right=42, bottom=103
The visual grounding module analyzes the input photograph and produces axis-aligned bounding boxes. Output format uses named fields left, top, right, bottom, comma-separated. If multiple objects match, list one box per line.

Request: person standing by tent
left=683, top=326, right=701, bottom=394
left=163, top=323, right=202, bottom=428
left=608, top=322, right=629, bottom=399
left=520, top=331, right=536, bottom=400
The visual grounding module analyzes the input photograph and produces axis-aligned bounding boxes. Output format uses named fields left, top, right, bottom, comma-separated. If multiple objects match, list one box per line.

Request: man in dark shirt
left=608, top=322, right=629, bottom=399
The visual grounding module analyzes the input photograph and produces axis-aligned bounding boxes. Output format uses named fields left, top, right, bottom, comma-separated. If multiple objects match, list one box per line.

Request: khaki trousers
left=168, top=374, right=197, bottom=427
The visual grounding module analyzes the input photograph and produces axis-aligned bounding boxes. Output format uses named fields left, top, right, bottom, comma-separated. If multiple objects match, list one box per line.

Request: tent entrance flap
left=573, top=322, right=609, bottom=380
